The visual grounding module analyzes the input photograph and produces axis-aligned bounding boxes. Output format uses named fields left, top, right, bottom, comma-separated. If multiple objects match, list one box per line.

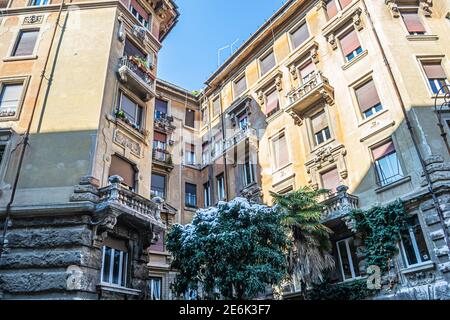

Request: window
left=336, top=237, right=360, bottom=281
left=326, top=0, right=352, bottom=19
left=185, top=183, right=197, bottom=208
left=185, top=143, right=196, bottom=165
left=242, top=160, right=256, bottom=186
left=124, top=38, right=146, bottom=61
left=321, top=167, right=340, bottom=194
left=12, top=30, right=39, bottom=57
left=203, top=182, right=211, bottom=207
left=109, top=155, right=136, bottom=191
left=202, top=141, right=210, bottom=164
left=265, top=89, right=280, bottom=118
left=291, top=23, right=309, bottom=49
left=118, top=92, right=143, bottom=128
left=298, top=61, right=316, bottom=84
left=400, top=215, right=431, bottom=267
left=153, top=132, right=168, bottom=162
left=212, top=96, right=221, bottom=118
left=129, top=0, right=150, bottom=30
left=213, top=132, right=223, bottom=156
left=151, top=173, right=166, bottom=198
left=185, top=109, right=195, bottom=128
left=217, top=174, right=225, bottom=201
left=372, top=140, right=404, bottom=187
left=234, top=75, right=247, bottom=98
left=401, top=10, right=426, bottom=35
left=312, top=110, right=331, bottom=145
left=339, top=29, right=362, bottom=62
left=155, top=98, right=168, bottom=119
left=101, top=243, right=128, bottom=288
left=237, top=112, right=248, bottom=130
left=149, top=277, right=162, bottom=300
left=422, top=61, right=450, bottom=95
left=260, top=51, right=276, bottom=76
left=272, top=132, right=289, bottom=170
left=0, top=83, right=23, bottom=116
left=0, top=0, right=8, bottom=8
left=30, top=0, right=49, bottom=5
left=355, top=79, right=383, bottom=119
left=201, top=107, right=209, bottom=126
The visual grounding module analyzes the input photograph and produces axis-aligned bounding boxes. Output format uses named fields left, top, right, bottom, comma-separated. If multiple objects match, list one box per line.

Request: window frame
left=211, top=95, right=222, bottom=119
left=264, top=87, right=281, bottom=119
left=419, top=58, right=450, bottom=96
left=399, top=6, right=428, bottom=36
left=233, top=73, right=247, bottom=99
left=185, top=108, right=196, bottom=128
left=370, top=139, right=404, bottom=187
left=354, top=77, right=384, bottom=120
left=259, top=49, right=277, bottom=77
left=288, top=20, right=311, bottom=51
left=242, top=160, right=256, bottom=187
left=216, top=173, right=225, bottom=201
left=400, top=215, right=431, bottom=268
left=185, top=182, right=197, bottom=208
left=336, top=237, right=360, bottom=282
left=154, top=98, right=169, bottom=120
left=100, top=245, right=129, bottom=288
left=337, top=27, right=363, bottom=63
left=117, top=89, right=145, bottom=129
left=29, top=0, right=50, bottom=6
left=203, top=182, right=211, bottom=207
left=270, top=130, right=291, bottom=171
left=151, top=172, right=166, bottom=199
left=9, top=28, right=40, bottom=59
left=0, top=77, right=29, bottom=121
left=149, top=277, right=162, bottom=300
left=185, top=143, right=196, bottom=165
left=129, top=1, right=152, bottom=31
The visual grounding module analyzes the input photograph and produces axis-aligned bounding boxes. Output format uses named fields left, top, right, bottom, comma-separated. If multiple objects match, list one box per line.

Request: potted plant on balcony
left=129, top=56, right=153, bottom=77
left=115, top=109, right=126, bottom=120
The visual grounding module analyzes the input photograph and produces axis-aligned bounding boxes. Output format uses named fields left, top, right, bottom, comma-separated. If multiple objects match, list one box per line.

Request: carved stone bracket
left=133, top=25, right=148, bottom=43
left=257, top=90, right=265, bottom=105
left=287, top=110, right=303, bottom=126
left=117, top=14, right=126, bottom=42
left=311, top=46, right=319, bottom=64
left=385, top=0, right=400, bottom=18
left=420, top=0, right=433, bottom=17
left=275, top=74, right=283, bottom=92
left=328, top=34, right=338, bottom=50
left=352, top=8, right=364, bottom=31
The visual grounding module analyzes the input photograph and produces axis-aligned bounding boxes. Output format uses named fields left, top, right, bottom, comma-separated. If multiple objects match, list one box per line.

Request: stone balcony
left=223, top=126, right=258, bottom=152
left=285, top=71, right=334, bottom=124
left=321, top=185, right=359, bottom=222
left=117, top=56, right=156, bottom=101
left=154, top=113, right=176, bottom=134
left=152, top=149, right=174, bottom=172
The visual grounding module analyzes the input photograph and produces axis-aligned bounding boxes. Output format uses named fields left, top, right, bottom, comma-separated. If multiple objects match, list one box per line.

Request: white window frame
left=398, top=7, right=428, bottom=36
left=336, top=237, right=358, bottom=281
left=217, top=174, right=225, bottom=201
left=288, top=19, right=311, bottom=51
left=418, top=57, right=450, bottom=96
left=100, top=246, right=128, bottom=288
left=117, top=90, right=144, bottom=128
left=270, top=130, right=291, bottom=171
left=242, top=160, right=256, bottom=187
left=336, top=27, right=363, bottom=63
left=259, top=49, right=277, bottom=77
left=203, top=182, right=211, bottom=207
left=129, top=3, right=151, bottom=31
left=400, top=216, right=431, bottom=268
left=8, top=28, right=40, bottom=59
left=149, top=277, right=162, bottom=300
left=29, top=0, right=50, bottom=5
left=233, top=73, right=247, bottom=99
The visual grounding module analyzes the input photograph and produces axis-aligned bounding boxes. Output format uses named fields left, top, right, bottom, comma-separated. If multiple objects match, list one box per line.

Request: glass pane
left=376, top=152, right=403, bottom=186
left=401, top=230, right=418, bottom=266
left=102, top=247, right=112, bottom=283
left=348, top=238, right=360, bottom=277
left=338, top=240, right=353, bottom=280
left=120, top=94, right=137, bottom=123
left=112, top=249, right=121, bottom=285
left=0, top=84, right=23, bottom=111
left=121, top=253, right=128, bottom=287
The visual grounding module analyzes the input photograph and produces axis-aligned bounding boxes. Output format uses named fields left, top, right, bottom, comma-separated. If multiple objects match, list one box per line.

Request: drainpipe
left=360, top=0, right=450, bottom=252
left=0, top=0, right=66, bottom=260
left=220, top=108, right=230, bottom=202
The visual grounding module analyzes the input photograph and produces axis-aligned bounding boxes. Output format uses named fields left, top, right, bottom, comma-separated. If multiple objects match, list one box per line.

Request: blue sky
left=158, top=0, right=286, bottom=92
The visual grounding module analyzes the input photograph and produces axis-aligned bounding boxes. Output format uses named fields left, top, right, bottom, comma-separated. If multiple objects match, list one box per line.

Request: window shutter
left=213, top=97, right=221, bottom=116
left=153, top=132, right=167, bottom=142
left=185, top=109, right=195, bottom=127
left=109, top=155, right=135, bottom=188
left=299, top=61, right=316, bottom=80
left=423, top=62, right=446, bottom=79
left=234, top=76, right=247, bottom=97
left=321, top=167, right=340, bottom=193
left=260, top=52, right=275, bottom=75
left=0, top=84, right=23, bottom=111
left=274, top=133, right=289, bottom=168
left=355, top=80, right=381, bottom=112
left=340, top=29, right=361, bottom=57
left=13, top=30, right=39, bottom=56
left=291, top=23, right=309, bottom=48
left=401, top=12, right=426, bottom=33
left=155, top=99, right=168, bottom=114
left=312, top=111, right=328, bottom=133
left=265, top=90, right=279, bottom=114
left=326, top=0, right=338, bottom=19
left=130, top=0, right=149, bottom=20
left=372, top=141, right=395, bottom=160
left=339, top=0, right=352, bottom=9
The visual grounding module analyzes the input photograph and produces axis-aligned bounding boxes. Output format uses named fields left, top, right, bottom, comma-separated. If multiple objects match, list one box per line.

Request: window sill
left=3, top=55, right=38, bottom=62
left=183, top=124, right=196, bottom=131
left=406, top=34, right=439, bottom=42
left=401, top=261, right=435, bottom=275
left=265, top=109, right=284, bottom=123
left=184, top=206, right=197, bottom=212
left=357, top=108, right=389, bottom=128
left=341, top=50, right=368, bottom=71
left=114, top=117, right=147, bottom=143
left=375, top=176, right=411, bottom=194
left=98, top=283, right=141, bottom=296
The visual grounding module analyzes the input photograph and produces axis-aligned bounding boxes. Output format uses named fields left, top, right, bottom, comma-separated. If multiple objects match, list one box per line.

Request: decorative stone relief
left=114, top=129, right=142, bottom=157
left=311, top=46, right=319, bottom=64
left=133, top=25, right=148, bottom=43
left=287, top=109, right=303, bottom=126
left=327, top=33, right=337, bottom=50
left=275, top=74, right=283, bottom=91
left=23, top=15, right=44, bottom=25
left=290, top=65, right=297, bottom=80
left=257, top=90, right=264, bottom=105
left=404, top=270, right=436, bottom=287
left=420, top=0, right=433, bottom=17
left=352, top=8, right=364, bottom=31
left=117, top=14, right=126, bottom=42
left=385, top=0, right=400, bottom=18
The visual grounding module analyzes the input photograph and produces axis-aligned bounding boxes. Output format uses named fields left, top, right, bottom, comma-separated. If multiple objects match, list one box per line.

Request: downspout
left=220, top=108, right=230, bottom=202
left=0, top=0, right=66, bottom=260
left=360, top=0, right=450, bottom=252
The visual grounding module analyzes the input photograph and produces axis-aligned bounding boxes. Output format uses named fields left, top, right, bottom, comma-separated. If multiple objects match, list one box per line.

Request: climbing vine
left=349, top=200, right=409, bottom=272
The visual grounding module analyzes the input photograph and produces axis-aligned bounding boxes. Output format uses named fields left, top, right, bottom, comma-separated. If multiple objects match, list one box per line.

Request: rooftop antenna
left=217, top=44, right=230, bottom=67
left=230, top=38, right=239, bottom=55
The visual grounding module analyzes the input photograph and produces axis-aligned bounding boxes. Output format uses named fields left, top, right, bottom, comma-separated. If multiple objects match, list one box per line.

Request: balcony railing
left=152, top=149, right=173, bottom=169
left=154, top=112, right=175, bottom=133
left=321, top=185, right=359, bottom=222
left=224, top=127, right=258, bottom=151
left=285, top=71, right=334, bottom=117
left=118, top=56, right=156, bottom=99
left=98, top=176, right=161, bottom=223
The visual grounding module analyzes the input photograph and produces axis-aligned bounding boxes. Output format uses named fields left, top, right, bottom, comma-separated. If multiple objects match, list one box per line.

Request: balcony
left=118, top=56, right=156, bottom=101
left=152, top=149, right=174, bottom=172
left=154, top=112, right=176, bottom=133
left=223, top=127, right=258, bottom=152
left=321, top=185, right=359, bottom=222
left=285, top=71, right=334, bottom=122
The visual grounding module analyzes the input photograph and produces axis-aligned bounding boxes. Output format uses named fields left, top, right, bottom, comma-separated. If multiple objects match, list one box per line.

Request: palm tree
left=271, top=187, right=335, bottom=298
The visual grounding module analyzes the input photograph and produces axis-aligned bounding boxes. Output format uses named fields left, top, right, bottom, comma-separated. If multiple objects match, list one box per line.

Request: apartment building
left=0, top=0, right=179, bottom=299
left=151, top=0, right=450, bottom=300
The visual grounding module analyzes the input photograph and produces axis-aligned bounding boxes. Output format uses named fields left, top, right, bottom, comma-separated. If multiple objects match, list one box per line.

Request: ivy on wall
left=349, top=200, right=409, bottom=272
